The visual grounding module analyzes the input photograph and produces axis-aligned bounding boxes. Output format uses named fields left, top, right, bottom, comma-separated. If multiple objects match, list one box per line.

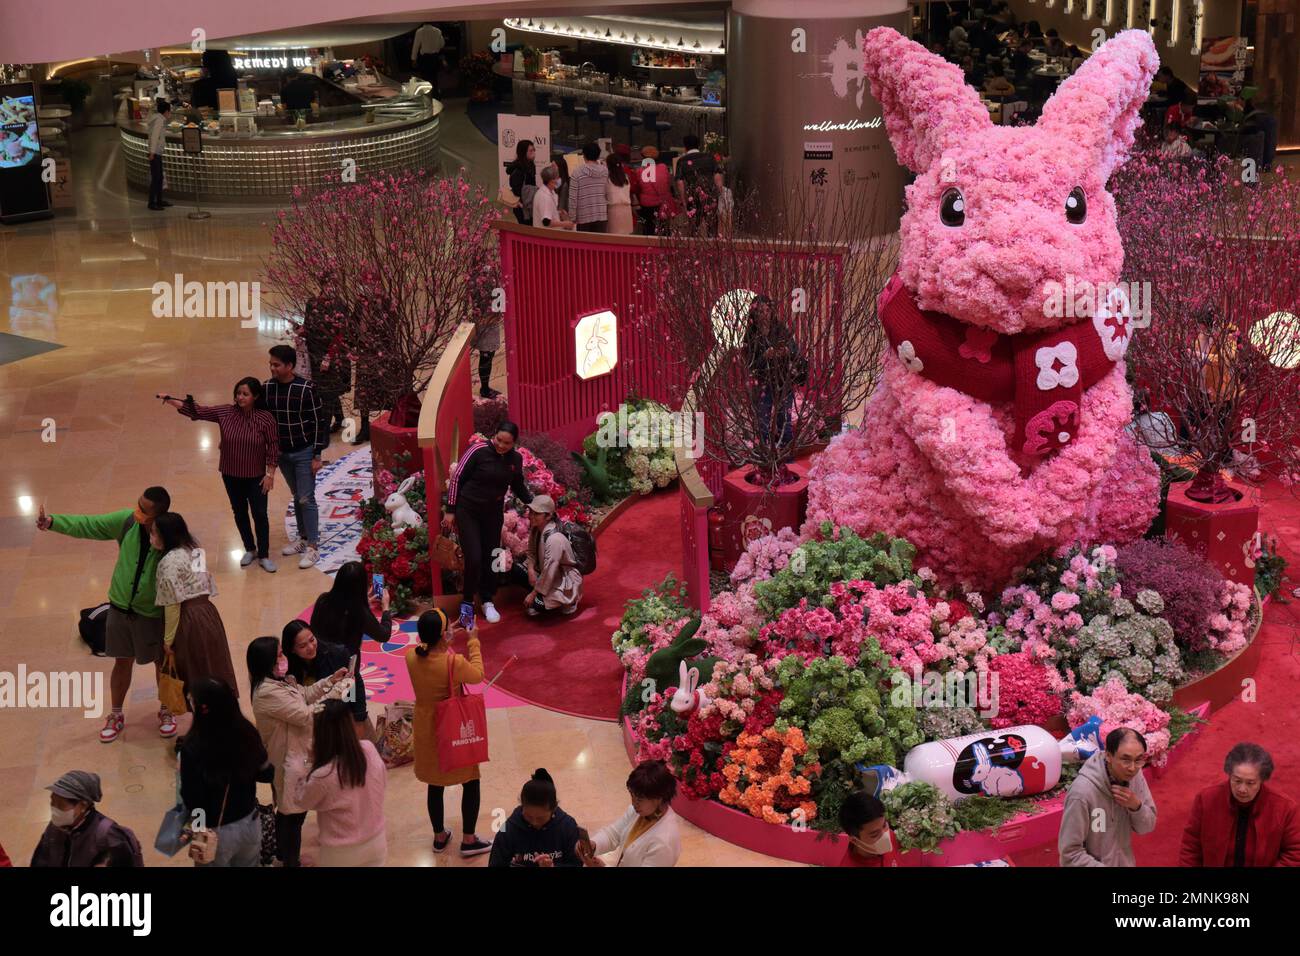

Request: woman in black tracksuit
left=441, top=421, right=533, bottom=625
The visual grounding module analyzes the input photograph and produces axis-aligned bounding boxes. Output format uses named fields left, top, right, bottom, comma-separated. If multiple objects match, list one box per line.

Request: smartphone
left=371, top=574, right=384, bottom=600
left=459, top=602, right=475, bottom=631
left=347, top=654, right=357, bottom=675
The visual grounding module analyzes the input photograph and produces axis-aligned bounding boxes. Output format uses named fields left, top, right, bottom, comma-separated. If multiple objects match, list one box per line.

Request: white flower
left=897, top=340, right=924, bottom=373
left=1035, top=342, right=1079, bottom=390
left=1092, top=285, right=1133, bottom=361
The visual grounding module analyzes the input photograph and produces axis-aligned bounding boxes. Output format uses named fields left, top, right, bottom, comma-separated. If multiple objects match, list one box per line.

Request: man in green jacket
left=37, top=486, right=174, bottom=744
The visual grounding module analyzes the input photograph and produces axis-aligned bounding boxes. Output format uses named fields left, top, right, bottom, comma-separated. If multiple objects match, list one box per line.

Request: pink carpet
left=1011, top=483, right=1300, bottom=865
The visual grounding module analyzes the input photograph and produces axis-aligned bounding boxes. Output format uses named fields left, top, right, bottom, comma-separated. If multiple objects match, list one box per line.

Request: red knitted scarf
left=878, top=273, right=1134, bottom=462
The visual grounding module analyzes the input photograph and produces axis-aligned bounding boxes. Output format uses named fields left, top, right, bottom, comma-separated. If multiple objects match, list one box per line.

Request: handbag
left=431, top=534, right=464, bottom=572
left=154, top=756, right=191, bottom=857
left=158, top=653, right=188, bottom=715
left=374, top=699, right=416, bottom=768
left=497, top=184, right=521, bottom=208
left=188, top=784, right=229, bottom=864
left=434, top=651, right=489, bottom=772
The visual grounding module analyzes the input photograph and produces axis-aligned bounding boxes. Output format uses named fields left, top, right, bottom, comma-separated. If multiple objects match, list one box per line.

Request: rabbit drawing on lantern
left=969, top=742, right=1025, bottom=798
left=384, top=475, right=424, bottom=529
left=803, top=29, right=1160, bottom=590
left=670, top=659, right=710, bottom=716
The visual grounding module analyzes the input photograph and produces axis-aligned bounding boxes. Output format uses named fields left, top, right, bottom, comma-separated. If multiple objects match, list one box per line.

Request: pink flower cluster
left=1067, top=677, right=1172, bottom=767
left=698, top=654, right=778, bottom=729
left=1205, top=580, right=1254, bottom=656
left=730, top=529, right=802, bottom=587
left=695, top=584, right=766, bottom=664
left=986, top=651, right=1062, bottom=729
left=997, top=549, right=1119, bottom=655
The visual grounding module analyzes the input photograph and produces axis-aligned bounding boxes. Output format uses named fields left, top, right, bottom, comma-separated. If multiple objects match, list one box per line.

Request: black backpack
left=553, top=521, right=596, bottom=576
left=78, top=604, right=111, bottom=656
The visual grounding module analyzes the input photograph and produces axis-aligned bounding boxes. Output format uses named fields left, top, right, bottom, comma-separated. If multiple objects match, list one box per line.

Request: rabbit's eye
left=939, top=188, right=965, bottom=227
left=1065, top=187, right=1087, bottom=224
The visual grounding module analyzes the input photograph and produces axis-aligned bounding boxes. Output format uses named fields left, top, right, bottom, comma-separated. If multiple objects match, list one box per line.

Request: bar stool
left=613, top=106, right=643, bottom=147
left=560, top=96, right=582, bottom=139
left=640, top=110, right=672, bottom=151
left=534, top=91, right=563, bottom=120
left=585, top=100, right=616, bottom=140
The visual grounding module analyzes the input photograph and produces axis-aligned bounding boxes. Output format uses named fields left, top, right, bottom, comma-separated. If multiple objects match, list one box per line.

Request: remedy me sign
left=232, top=50, right=313, bottom=71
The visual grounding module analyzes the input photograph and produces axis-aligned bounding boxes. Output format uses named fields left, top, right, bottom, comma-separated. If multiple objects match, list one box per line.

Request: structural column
left=727, top=0, right=910, bottom=233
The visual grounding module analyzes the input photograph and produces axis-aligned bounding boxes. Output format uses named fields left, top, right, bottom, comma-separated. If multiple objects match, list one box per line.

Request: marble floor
left=0, top=100, right=793, bottom=867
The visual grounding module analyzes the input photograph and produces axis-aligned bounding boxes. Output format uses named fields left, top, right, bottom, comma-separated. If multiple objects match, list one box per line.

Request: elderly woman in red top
left=162, top=377, right=280, bottom=571
left=1180, top=742, right=1300, bottom=867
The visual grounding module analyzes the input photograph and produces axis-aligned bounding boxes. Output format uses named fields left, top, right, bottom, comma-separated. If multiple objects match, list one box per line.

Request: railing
left=417, top=321, right=477, bottom=595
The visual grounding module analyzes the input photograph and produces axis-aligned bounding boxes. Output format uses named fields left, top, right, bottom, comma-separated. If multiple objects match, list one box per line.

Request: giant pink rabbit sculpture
left=803, top=28, right=1160, bottom=591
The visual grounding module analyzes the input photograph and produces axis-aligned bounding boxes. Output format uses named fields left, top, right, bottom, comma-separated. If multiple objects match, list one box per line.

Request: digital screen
left=0, top=92, right=40, bottom=168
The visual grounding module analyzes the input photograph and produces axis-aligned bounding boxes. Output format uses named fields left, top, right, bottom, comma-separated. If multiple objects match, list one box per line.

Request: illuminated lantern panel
left=710, top=289, right=757, bottom=350
left=1250, top=311, right=1300, bottom=369
left=575, top=308, right=618, bottom=380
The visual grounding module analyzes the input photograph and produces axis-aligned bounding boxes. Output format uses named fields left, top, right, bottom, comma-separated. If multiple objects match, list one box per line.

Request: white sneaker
left=281, top=540, right=305, bottom=556
left=482, top=602, right=501, bottom=624
left=259, top=558, right=278, bottom=573
left=240, top=551, right=256, bottom=567
left=298, top=546, right=319, bottom=569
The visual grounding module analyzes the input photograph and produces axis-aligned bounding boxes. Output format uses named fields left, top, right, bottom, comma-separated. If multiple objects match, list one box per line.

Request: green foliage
left=610, top=574, right=690, bottom=656
left=753, top=523, right=918, bottom=618
left=573, top=441, right=622, bottom=503
left=1254, top=537, right=1288, bottom=601
left=776, top=647, right=924, bottom=832
left=952, top=794, right=1038, bottom=833
left=1165, top=704, right=1209, bottom=750
left=882, top=782, right=959, bottom=854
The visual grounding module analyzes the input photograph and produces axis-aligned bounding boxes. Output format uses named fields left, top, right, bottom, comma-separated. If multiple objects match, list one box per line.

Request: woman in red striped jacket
left=163, top=377, right=281, bottom=571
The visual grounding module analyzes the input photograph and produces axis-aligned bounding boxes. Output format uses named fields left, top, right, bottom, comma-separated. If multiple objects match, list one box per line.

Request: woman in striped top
left=163, top=377, right=280, bottom=572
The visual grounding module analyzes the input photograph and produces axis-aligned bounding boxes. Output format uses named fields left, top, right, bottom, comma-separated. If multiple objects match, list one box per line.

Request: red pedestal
left=369, top=411, right=421, bottom=496
left=718, top=463, right=809, bottom=569
left=1164, top=480, right=1260, bottom=589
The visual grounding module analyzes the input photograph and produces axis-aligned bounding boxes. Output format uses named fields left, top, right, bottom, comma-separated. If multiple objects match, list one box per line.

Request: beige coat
left=406, top=638, right=484, bottom=787
left=252, top=675, right=341, bottom=814
left=528, top=524, right=583, bottom=611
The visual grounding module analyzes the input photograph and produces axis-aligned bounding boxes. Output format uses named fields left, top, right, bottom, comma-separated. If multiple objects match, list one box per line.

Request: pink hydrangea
left=730, top=528, right=802, bottom=587
left=1067, top=678, right=1172, bottom=767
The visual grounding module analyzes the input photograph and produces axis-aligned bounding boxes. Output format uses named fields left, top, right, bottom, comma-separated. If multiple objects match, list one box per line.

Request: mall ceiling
left=0, top=0, right=722, bottom=64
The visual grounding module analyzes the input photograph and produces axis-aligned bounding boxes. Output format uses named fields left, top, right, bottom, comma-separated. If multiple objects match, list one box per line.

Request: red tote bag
left=434, top=651, right=489, bottom=772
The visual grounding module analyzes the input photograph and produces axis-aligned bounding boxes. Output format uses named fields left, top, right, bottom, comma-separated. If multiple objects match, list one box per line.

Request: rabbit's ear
left=397, top=476, right=416, bottom=494
left=1038, top=30, right=1158, bottom=180
left=861, top=27, right=992, bottom=174
left=973, top=743, right=990, bottom=766
left=686, top=667, right=700, bottom=693
left=677, top=660, right=689, bottom=687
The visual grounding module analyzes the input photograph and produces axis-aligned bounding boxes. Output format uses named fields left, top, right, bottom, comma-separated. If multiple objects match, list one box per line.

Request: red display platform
left=1165, top=479, right=1260, bottom=590
left=369, top=410, right=420, bottom=495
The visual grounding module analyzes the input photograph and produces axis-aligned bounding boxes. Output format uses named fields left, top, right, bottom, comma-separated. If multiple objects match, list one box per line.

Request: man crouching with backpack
left=521, top=496, right=582, bottom=617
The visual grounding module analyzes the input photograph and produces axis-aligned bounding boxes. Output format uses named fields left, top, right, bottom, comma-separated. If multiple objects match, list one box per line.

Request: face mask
left=855, top=827, right=892, bottom=856
left=133, top=507, right=150, bottom=524
left=52, top=805, right=81, bottom=828
left=273, top=658, right=288, bottom=678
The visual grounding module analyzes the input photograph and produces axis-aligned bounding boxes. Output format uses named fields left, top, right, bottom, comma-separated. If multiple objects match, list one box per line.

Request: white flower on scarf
left=897, top=340, right=924, bottom=374
left=1092, top=285, right=1133, bottom=362
left=1035, top=342, right=1079, bottom=391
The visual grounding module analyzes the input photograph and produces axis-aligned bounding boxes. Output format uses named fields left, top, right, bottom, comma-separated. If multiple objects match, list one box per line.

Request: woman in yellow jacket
left=405, top=609, right=493, bottom=857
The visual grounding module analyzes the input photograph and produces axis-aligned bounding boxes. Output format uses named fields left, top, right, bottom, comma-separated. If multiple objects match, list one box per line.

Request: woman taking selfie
left=294, top=699, right=388, bottom=867
left=309, top=561, right=391, bottom=729
left=162, top=378, right=280, bottom=572
left=281, top=621, right=366, bottom=724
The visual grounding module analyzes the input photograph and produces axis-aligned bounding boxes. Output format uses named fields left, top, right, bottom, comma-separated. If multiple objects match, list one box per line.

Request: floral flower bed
left=614, top=520, right=1264, bottom=846
left=357, top=436, right=594, bottom=613
left=575, top=397, right=679, bottom=502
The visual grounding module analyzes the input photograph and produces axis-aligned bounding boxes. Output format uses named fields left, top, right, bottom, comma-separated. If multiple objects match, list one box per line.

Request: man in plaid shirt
left=265, top=345, right=330, bottom=568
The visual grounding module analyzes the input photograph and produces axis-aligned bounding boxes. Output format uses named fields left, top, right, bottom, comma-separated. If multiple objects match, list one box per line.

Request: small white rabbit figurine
left=384, top=476, right=424, bottom=529
left=670, top=660, right=710, bottom=716
left=969, top=742, right=1025, bottom=798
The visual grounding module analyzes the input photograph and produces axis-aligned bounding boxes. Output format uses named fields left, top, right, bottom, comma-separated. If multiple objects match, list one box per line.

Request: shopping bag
left=434, top=652, right=488, bottom=772
left=431, top=534, right=464, bottom=572
left=154, top=757, right=191, bottom=857
left=158, top=655, right=188, bottom=715
left=375, top=699, right=416, bottom=768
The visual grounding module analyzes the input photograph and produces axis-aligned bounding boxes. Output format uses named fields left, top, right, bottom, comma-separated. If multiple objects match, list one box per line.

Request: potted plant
left=264, top=170, right=501, bottom=492
left=1117, top=147, right=1300, bottom=587
left=459, top=51, right=497, bottom=102
left=643, top=183, right=896, bottom=568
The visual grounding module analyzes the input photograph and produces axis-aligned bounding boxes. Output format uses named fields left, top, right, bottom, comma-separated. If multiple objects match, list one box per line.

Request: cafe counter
left=118, top=98, right=442, bottom=201
left=506, top=75, right=723, bottom=146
